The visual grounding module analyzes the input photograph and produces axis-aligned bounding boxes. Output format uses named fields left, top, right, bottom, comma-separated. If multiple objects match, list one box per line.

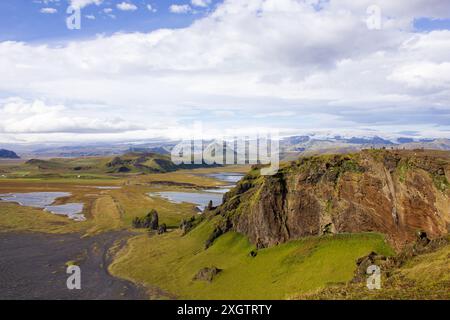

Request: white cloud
left=327, top=0, right=450, bottom=20
left=85, top=15, right=96, bottom=20
left=69, top=0, right=103, bottom=9
left=103, top=7, right=115, bottom=18
left=169, top=4, right=191, bottom=14
left=117, top=2, right=138, bottom=11
left=254, top=111, right=296, bottom=118
left=40, top=7, right=57, bottom=14
left=191, top=0, right=211, bottom=8
left=1, top=0, right=450, bottom=142
left=147, top=4, right=157, bottom=13
left=0, top=98, right=141, bottom=134
left=37, top=0, right=60, bottom=4
left=389, top=62, right=450, bottom=90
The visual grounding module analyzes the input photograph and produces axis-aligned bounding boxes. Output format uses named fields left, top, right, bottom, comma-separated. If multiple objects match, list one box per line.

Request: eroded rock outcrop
left=132, top=209, right=159, bottom=230
left=193, top=267, right=222, bottom=282
left=211, top=150, right=450, bottom=250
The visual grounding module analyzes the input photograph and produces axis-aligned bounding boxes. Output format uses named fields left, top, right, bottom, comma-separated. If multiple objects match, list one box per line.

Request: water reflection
left=205, top=173, right=244, bottom=183
left=0, top=192, right=85, bottom=221
left=149, top=172, right=245, bottom=212
left=149, top=191, right=224, bottom=212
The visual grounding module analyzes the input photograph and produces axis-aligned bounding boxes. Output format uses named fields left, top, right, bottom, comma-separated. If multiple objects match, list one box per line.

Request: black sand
left=0, top=231, right=147, bottom=300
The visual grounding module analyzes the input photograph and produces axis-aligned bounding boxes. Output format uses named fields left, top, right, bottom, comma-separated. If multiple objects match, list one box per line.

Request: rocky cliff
left=211, top=149, right=450, bottom=250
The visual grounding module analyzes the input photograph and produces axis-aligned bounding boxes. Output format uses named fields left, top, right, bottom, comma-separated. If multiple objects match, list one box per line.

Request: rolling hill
left=18, top=152, right=216, bottom=178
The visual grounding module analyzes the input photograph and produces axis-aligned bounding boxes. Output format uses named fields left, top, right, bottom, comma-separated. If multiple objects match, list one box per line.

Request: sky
left=1, top=0, right=450, bottom=144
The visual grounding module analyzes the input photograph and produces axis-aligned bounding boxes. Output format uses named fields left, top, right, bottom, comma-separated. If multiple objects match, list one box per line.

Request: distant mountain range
left=1, top=136, right=449, bottom=160
left=280, top=136, right=450, bottom=160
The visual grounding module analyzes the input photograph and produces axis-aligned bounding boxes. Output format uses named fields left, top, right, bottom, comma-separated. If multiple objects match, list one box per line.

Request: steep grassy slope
left=110, top=218, right=393, bottom=299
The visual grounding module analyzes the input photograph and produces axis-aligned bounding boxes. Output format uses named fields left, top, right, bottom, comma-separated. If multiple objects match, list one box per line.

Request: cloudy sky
left=1, top=0, right=450, bottom=144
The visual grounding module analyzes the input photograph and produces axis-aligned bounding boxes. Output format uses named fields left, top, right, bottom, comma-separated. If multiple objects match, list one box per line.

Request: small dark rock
left=352, top=252, right=387, bottom=283
left=417, top=231, right=430, bottom=245
left=322, top=223, right=334, bottom=235
left=158, top=223, right=167, bottom=235
left=193, top=267, right=222, bottom=282
left=206, top=200, right=214, bottom=211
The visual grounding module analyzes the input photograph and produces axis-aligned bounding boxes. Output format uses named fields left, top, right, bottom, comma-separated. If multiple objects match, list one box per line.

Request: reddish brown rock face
left=217, top=150, right=450, bottom=251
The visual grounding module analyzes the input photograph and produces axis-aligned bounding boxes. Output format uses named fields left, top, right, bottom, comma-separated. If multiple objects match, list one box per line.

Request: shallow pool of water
left=206, top=173, right=244, bottom=183
left=202, top=188, right=233, bottom=194
left=44, top=204, right=85, bottom=221
left=0, top=192, right=70, bottom=208
left=0, top=192, right=85, bottom=221
left=148, top=172, right=245, bottom=212
left=149, top=191, right=224, bottom=212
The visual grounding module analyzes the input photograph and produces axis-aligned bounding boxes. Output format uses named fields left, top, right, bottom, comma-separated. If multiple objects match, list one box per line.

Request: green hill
left=21, top=153, right=176, bottom=174
left=105, top=152, right=178, bottom=173
left=19, top=152, right=216, bottom=178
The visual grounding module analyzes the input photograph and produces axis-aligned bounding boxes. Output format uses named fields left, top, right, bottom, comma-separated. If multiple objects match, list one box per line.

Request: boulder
left=352, top=252, right=387, bottom=283
left=249, top=250, right=258, bottom=257
left=193, top=267, right=222, bottom=282
left=158, top=223, right=167, bottom=235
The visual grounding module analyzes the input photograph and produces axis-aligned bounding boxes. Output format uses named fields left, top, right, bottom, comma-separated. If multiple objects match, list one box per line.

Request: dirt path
left=0, top=230, right=148, bottom=300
